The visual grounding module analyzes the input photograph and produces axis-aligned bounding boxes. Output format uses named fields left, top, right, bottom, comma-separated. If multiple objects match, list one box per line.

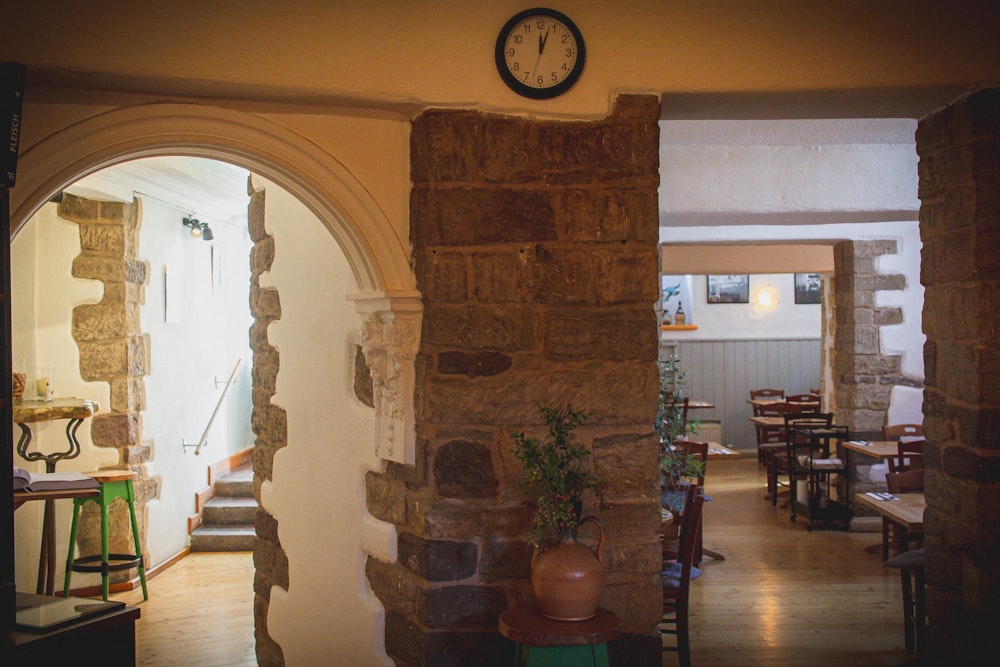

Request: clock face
left=495, top=8, right=585, bottom=99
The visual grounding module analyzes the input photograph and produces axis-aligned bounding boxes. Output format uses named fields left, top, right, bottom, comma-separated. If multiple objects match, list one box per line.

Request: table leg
left=36, top=497, right=57, bottom=595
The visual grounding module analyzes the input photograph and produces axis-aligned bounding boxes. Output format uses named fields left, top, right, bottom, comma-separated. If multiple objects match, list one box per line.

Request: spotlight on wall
left=182, top=216, right=213, bottom=241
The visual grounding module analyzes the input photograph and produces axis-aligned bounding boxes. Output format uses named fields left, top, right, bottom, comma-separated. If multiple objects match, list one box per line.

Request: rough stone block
left=417, top=250, right=469, bottom=303
left=423, top=304, right=536, bottom=350
left=250, top=285, right=282, bottom=319
left=411, top=187, right=555, bottom=246
left=73, top=255, right=126, bottom=282
left=366, top=470, right=408, bottom=524
left=483, top=116, right=536, bottom=183
left=470, top=250, right=528, bottom=303
left=556, top=189, right=659, bottom=244
left=250, top=236, right=275, bottom=273
left=478, top=538, right=532, bottom=582
left=367, top=559, right=421, bottom=617
left=873, top=307, right=904, bottom=326
left=425, top=366, right=658, bottom=427
left=419, top=499, right=529, bottom=540
left=251, top=404, right=287, bottom=450
left=432, top=440, right=499, bottom=499
left=411, top=110, right=484, bottom=183
left=543, top=308, right=658, bottom=362
left=72, top=303, right=129, bottom=341
left=90, top=412, right=139, bottom=449
left=79, top=223, right=126, bottom=256
left=397, top=533, right=479, bottom=582
left=601, top=578, right=662, bottom=634
left=437, top=350, right=513, bottom=378
left=592, top=432, right=659, bottom=496
left=57, top=193, right=102, bottom=222
left=422, top=585, right=508, bottom=629
left=247, top=190, right=267, bottom=242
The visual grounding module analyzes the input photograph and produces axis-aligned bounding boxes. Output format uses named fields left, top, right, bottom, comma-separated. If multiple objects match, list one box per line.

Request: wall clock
left=495, top=8, right=586, bottom=99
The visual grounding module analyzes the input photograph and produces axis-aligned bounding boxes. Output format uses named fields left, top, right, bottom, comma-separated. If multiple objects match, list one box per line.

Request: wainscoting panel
left=669, top=338, right=821, bottom=451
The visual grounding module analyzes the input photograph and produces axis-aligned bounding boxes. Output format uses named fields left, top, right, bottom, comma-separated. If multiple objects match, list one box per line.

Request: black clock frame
left=494, top=7, right=586, bottom=100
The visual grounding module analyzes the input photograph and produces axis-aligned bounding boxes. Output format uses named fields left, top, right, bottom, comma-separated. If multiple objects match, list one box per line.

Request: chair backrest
left=750, top=388, right=784, bottom=400
left=888, top=439, right=926, bottom=473
left=784, top=412, right=835, bottom=452
left=750, top=388, right=785, bottom=415
left=886, top=469, right=925, bottom=494
left=677, top=489, right=704, bottom=568
left=883, top=423, right=923, bottom=440
left=786, top=393, right=821, bottom=411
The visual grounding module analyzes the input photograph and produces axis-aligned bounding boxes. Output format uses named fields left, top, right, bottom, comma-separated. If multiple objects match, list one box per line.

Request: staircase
left=190, top=463, right=257, bottom=552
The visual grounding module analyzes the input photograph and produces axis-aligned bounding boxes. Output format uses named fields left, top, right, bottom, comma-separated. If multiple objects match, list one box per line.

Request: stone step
left=190, top=525, right=255, bottom=552
left=203, top=496, right=258, bottom=525
left=215, top=465, right=253, bottom=498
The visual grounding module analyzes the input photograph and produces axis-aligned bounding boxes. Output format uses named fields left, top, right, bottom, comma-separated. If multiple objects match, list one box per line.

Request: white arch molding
left=10, top=102, right=420, bottom=464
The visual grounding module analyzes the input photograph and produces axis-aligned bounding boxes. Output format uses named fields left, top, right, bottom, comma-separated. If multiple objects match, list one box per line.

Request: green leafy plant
left=511, top=404, right=608, bottom=549
left=655, top=356, right=705, bottom=494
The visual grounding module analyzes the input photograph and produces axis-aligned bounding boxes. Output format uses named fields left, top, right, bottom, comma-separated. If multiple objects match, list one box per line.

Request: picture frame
left=794, top=273, right=822, bottom=304
left=706, top=275, right=750, bottom=304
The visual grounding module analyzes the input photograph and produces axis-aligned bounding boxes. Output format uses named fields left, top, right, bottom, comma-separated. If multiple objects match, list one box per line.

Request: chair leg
left=900, top=570, right=915, bottom=652
left=677, top=599, right=691, bottom=667
left=63, top=499, right=82, bottom=597
left=125, top=480, right=149, bottom=600
left=914, top=568, right=926, bottom=656
left=100, top=495, right=111, bottom=601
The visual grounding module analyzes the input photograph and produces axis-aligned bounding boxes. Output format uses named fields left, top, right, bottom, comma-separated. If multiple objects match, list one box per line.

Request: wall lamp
left=182, top=216, right=214, bottom=241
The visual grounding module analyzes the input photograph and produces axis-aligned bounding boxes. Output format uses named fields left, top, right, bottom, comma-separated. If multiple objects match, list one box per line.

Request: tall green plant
left=655, top=356, right=705, bottom=494
left=511, top=404, right=608, bottom=548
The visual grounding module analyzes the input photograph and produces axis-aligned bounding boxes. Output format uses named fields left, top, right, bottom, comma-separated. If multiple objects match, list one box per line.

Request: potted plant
left=656, top=357, right=705, bottom=512
left=511, top=403, right=608, bottom=621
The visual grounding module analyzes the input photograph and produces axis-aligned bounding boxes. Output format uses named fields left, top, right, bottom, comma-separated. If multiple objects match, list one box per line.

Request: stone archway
left=10, top=103, right=421, bottom=665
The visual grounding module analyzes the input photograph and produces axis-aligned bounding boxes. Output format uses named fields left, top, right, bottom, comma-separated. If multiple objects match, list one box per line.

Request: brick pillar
left=246, top=187, right=288, bottom=667
left=832, top=240, right=921, bottom=438
left=365, top=95, right=663, bottom=667
left=917, top=88, right=1000, bottom=664
left=60, top=193, right=154, bottom=581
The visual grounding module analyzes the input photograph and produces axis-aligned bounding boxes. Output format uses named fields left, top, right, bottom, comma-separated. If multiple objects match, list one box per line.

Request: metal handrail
left=183, top=358, right=242, bottom=456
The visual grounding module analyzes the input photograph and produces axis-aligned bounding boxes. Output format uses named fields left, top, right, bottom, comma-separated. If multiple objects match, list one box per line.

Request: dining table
left=854, top=491, right=926, bottom=551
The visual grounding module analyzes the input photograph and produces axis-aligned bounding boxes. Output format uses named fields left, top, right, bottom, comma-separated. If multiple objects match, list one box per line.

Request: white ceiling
left=64, top=156, right=251, bottom=227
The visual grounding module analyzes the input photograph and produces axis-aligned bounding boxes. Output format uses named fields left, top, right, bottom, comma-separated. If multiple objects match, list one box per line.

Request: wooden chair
left=883, top=423, right=923, bottom=440
left=884, top=531, right=926, bottom=655
left=881, top=469, right=926, bottom=561
left=672, top=440, right=708, bottom=487
left=661, top=484, right=704, bottom=667
left=749, top=388, right=785, bottom=416
left=888, top=439, right=926, bottom=473
left=772, top=412, right=834, bottom=507
left=756, top=401, right=790, bottom=482
left=786, top=393, right=821, bottom=412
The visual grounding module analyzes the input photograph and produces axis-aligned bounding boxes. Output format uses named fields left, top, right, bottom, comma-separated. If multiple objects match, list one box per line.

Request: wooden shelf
left=661, top=324, right=698, bottom=331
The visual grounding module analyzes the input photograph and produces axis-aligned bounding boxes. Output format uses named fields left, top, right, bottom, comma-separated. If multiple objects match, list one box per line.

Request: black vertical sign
left=0, top=61, right=23, bottom=630
left=2, top=62, right=26, bottom=189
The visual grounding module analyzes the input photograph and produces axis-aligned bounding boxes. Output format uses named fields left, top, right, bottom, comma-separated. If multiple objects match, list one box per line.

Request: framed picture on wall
left=706, top=275, right=750, bottom=303
left=794, top=273, right=822, bottom=304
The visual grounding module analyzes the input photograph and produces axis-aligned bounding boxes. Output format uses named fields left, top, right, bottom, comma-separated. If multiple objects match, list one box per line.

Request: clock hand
left=540, top=29, right=550, bottom=54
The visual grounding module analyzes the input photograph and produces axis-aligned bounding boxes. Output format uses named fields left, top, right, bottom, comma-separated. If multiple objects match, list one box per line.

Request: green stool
left=499, top=606, right=621, bottom=667
left=64, top=470, right=148, bottom=601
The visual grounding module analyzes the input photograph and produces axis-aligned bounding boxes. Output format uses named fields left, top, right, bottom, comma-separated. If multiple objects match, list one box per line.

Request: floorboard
left=108, top=457, right=915, bottom=666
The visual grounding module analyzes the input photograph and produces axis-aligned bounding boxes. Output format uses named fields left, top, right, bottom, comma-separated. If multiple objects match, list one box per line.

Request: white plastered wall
left=254, top=174, right=394, bottom=666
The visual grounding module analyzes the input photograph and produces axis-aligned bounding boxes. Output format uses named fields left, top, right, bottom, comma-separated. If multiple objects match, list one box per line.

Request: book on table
left=13, top=467, right=99, bottom=492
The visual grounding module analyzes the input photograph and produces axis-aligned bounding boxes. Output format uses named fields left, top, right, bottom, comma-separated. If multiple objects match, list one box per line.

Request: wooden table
left=687, top=400, right=715, bottom=410
left=13, top=397, right=100, bottom=596
left=705, top=442, right=741, bottom=459
left=841, top=440, right=899, bottom=460
left=854, top=492, right=925, bottom=537
left=749, top=415, right=785, bottom=428
left=499, top=606, right=621, bottom=666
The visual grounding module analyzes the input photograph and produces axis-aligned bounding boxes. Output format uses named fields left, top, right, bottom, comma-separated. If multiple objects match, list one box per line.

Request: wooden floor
left=110, top=551, right=256, bottom=666
left=108, top=457, right=914, bottom=666
left=674, top=456, right=914, bottom=666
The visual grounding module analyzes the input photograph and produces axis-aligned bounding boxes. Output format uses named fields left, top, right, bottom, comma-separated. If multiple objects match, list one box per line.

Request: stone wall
left=60, top=193, right=155, bottom=583
left=832, top=239, right=922, bottom=439
left=364, top=95, right=663, bottom=666
left=917, top=88, right=1000, bottom=664
left=246, top=187, right=287, bottom=666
